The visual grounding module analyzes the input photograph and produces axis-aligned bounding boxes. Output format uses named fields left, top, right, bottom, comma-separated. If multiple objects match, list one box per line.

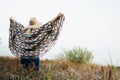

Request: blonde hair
left=25, top=17, right=41, bottom=35
left=29, top=17, right=38, bottom=25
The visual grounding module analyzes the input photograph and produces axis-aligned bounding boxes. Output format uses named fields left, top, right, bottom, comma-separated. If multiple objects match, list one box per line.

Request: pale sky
left=0, top=0, right=120, bottom=66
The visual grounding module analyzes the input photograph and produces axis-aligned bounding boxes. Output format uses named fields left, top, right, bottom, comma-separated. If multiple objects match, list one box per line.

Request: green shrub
left=0, top=38, right=1, bottom=44
left=58, top=47, right=93, bottom=64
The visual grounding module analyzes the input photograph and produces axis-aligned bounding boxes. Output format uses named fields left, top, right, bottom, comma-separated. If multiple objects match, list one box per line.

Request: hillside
left=0, top=57, right=120, bottom=80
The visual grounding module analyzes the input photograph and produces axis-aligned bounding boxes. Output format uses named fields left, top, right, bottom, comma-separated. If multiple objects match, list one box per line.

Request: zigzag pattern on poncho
left=9, top=15, right=65, bottom=57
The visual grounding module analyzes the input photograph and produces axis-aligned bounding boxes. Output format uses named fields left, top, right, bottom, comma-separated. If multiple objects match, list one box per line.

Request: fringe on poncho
left=9, top=14, right=65, bottom=57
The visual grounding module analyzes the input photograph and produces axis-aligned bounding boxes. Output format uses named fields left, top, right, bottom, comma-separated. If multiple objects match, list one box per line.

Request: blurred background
left=0, top=0, right=120, bottom=66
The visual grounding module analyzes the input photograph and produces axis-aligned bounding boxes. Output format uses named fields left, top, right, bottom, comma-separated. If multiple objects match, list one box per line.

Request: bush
left=0, top=38, right=1, bottom=44
left=58, top=47, right=93, bottom=64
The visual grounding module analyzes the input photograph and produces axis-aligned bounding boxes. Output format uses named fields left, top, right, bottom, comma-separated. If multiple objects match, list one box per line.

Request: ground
left=0, top=57, right=120, bottom=80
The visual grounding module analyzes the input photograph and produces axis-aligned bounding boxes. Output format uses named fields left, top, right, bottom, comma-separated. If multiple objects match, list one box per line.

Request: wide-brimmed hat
left=29, top=17, right=41, bottom=26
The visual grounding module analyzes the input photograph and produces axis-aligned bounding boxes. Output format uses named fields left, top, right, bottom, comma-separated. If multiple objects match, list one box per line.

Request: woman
left=9, top=12, right=65, bottom=71
left=20, top=17, right=41, bottom=70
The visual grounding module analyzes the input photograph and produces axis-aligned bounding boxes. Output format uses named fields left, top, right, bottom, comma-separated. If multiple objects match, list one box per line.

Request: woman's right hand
left=51, top=12, right=63, bottom=24
left=57, top=12, right=63, bottom=17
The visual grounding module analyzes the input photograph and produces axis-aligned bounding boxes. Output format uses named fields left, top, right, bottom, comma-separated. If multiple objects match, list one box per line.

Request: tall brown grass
left=0, top=56, right=120, bottom=80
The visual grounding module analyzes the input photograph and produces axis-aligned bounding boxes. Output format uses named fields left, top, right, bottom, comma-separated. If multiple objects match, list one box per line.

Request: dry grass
left=0, top=56, right=120, bottom=80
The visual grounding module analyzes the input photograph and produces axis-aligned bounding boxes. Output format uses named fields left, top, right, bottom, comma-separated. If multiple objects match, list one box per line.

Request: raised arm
left=9, top=17, right=24, bottom=35
left=51, top=12, right=64, bottom=25
left=10, top=17, right=16, bottom=23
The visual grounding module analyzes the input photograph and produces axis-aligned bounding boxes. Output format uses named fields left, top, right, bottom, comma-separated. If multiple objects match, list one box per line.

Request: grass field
left=0, top=56, right=120, bottom=80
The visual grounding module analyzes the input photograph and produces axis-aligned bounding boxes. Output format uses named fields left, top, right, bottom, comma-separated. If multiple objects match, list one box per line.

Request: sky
left=0, top=0, right=120, bottom=66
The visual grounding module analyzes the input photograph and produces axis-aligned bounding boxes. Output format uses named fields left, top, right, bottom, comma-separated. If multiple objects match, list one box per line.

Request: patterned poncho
left=9, top=14, right=65, bottom=57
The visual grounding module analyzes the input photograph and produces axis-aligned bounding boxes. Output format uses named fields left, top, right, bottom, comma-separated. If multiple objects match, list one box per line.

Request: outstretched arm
left=51, top=12, right=64, bottom=24
left=9, top=17, right=24, bottom=31
left=10, top=17, right=16, bottom=23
